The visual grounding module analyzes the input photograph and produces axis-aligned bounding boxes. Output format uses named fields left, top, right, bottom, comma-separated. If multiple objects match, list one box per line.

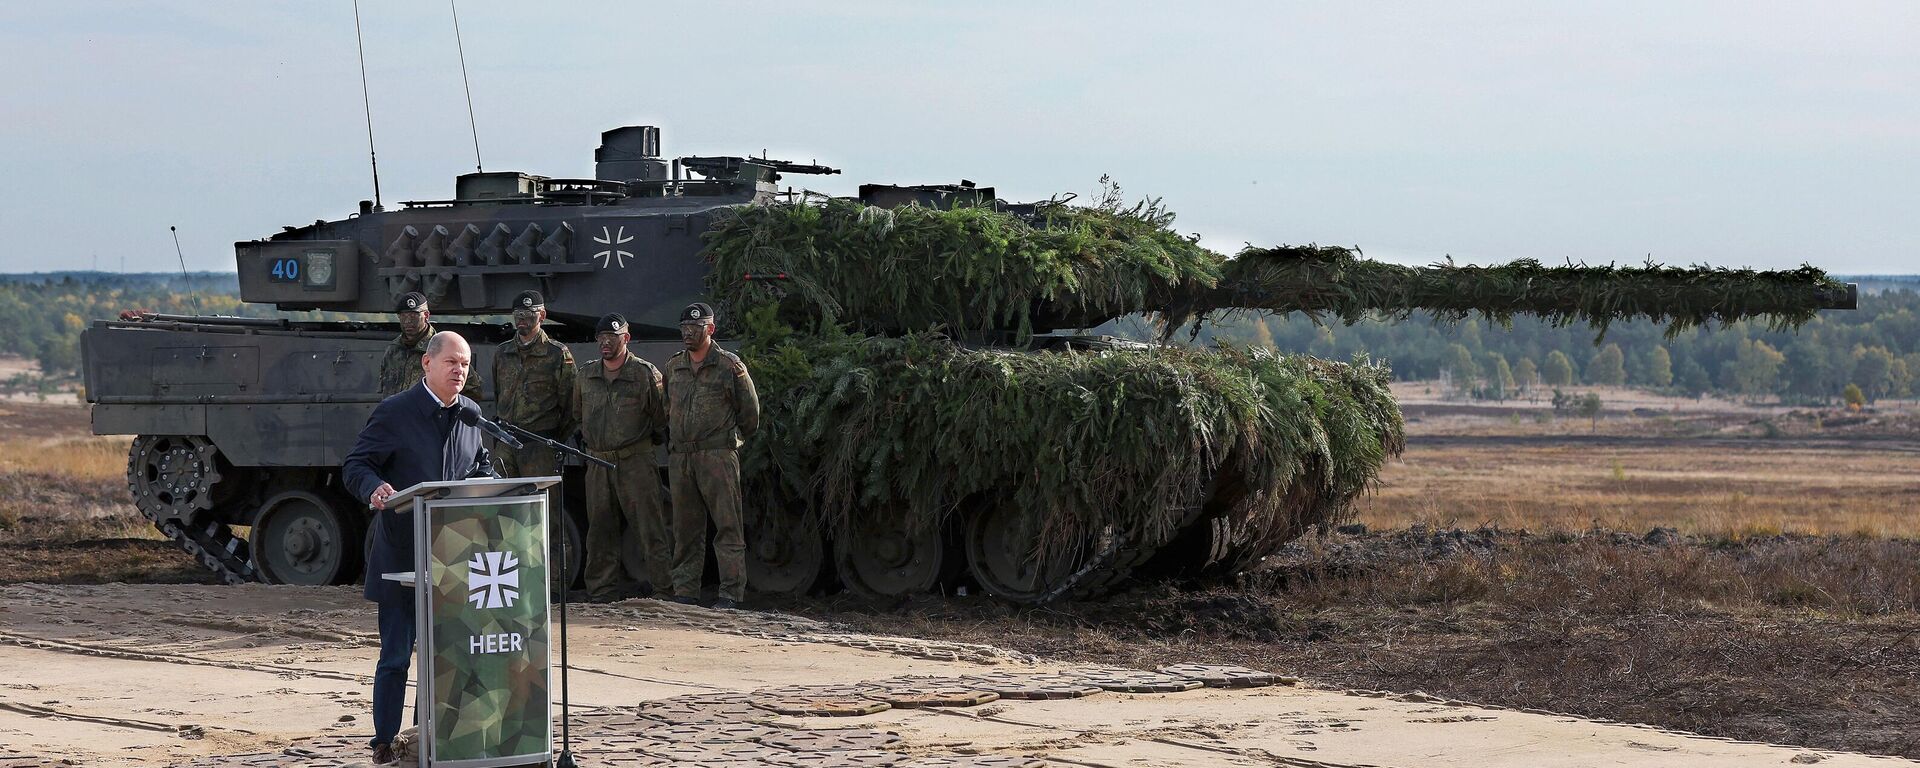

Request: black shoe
left=586, top=592, right=620, bottom=604
left=710, top=598, right=739, bottom=611
left=371, top=743, right=396, bottom=766
left=670, top=595, right=701, bottom=606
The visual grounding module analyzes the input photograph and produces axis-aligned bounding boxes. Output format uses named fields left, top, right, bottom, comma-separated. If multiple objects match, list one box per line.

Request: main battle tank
left=83, top=125, right=1856, bottom=603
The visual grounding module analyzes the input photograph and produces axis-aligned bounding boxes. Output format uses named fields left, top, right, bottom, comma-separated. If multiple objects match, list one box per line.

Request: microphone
left=456, top=402, right=524, bottom=449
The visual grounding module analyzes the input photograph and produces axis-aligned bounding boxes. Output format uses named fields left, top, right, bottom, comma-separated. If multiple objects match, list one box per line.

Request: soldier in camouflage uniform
left=574, top=313, right=671, bottom=602
left=491, top=290, right=576, bottom=478
left=377, top=292, right=480, bottom=398
left=665, top=302, right=759, bottom=609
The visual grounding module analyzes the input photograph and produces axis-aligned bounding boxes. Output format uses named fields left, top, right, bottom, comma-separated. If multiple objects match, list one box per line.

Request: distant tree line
left=0, top=272, right=324, bottom=377
left=1198, top=287, right=1920, bottom=406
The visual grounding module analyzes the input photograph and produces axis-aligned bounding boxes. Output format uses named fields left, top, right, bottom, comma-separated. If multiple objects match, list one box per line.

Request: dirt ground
left=0, top=583, right=1899, bottom=767
left=4, top=397, right=1918, bottom=762
left=763, top=528, right=1920, bottom=759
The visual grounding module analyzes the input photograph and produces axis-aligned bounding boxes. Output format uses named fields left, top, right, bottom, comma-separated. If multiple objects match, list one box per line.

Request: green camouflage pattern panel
left=492, top=329, right=576, bottom=435
left=378, top=325, right=483, bottom=398
left=664, top=347, right=760, bottom=452
left=426, top=499, right=551, bottom=763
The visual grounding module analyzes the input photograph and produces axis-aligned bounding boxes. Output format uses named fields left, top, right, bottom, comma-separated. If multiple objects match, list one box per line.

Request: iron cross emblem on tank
left=593, top=225, right=634, bottom=268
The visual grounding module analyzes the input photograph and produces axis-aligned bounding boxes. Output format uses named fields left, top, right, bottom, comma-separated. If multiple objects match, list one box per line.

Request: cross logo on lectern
left=467, top=550, right=521, bottom=609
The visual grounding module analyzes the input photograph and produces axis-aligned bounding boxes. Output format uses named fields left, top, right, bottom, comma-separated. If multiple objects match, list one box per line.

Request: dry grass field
left=1360, top=384, right=1920, bottom=538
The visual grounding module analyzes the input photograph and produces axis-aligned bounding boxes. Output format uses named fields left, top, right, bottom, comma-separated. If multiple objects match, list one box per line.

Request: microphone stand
left=498, top=420, right=611, bottom=768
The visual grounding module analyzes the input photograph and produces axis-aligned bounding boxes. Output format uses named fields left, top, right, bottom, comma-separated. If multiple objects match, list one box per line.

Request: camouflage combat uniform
left=665, top=346, right=760, bottom=603
left=574, top=351, right=670, bottom=598
left=377, top=327, right=481, bottom=398
left=490, top=328, right=576, bottom=477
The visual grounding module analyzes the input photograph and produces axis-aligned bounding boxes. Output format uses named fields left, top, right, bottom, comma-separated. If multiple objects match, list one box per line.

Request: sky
left=1, top=2, right=1915, bottom=274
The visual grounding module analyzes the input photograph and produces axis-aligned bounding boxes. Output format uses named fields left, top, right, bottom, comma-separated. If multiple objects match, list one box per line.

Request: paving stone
left=758, top=683, right=888, bottom=698
left=638, top=740, right=792, bottom=762
left=1066, top=666, right=1206, bottom=693
left=644, top=690, right=759, bottom=706
left=754, top=696, right=894, bottom=717
left=637, top=699, right=776, bottom=724
left=638, top=720, right=781, bottom=743
left=869, top=682, right=1001, bottom=708
left=1154, top=663, right=1279, bottom=688
left=896, top=757, right=1053, bottom=768
left=761, top=748, right=907, bottom=767
left=759, top=728, right=905, bottom=752
left=959, top=672, right=1103, bottom=700
left=575, top=733, right=675, bottom=753
left=570, top=708, right=669, bottom=735
left=566, top=750, right=675, bottom=767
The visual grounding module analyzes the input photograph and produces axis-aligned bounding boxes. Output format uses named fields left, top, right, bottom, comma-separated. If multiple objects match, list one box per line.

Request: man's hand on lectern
left=369, top=482, right=397, bottom=510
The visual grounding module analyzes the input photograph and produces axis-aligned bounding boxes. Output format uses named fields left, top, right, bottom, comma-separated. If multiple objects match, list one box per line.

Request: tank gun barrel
left=1164, top=246, right=1858, bottom=338
left=707, top=201, right=1856, bottom=340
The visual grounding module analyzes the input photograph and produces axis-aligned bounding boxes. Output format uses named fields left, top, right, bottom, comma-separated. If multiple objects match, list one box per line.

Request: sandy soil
left=0, top=583, right=1898, bottom=768
left=0, top=356, right=83, bottom=405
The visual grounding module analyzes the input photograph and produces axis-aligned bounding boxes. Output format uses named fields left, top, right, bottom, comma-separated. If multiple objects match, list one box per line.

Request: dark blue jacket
left=343, top=382, right=496, bottom=602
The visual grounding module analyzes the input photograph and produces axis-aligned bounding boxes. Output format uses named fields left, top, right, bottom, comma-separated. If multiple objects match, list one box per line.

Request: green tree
left=1542, top=350, right=1575, bottom=387
left=36, top=335, right=79, bottom=375
left=1513, top=357, right=1540, bottom=400
left=1587, top=343, right=1626, bottom=387
left=1675, top=356, right=1712, bottom=398
left=1852, top=345, right=1897, bottom=403
left=1644, top=346, right=1673, bottom=388
left=1733, top=339, right=1786, bottom=402
left=1442, top=343, right=1478, bottom=397
left=1577, top=392, right=1603, bottom=432
left=1484, top=355, right=1515, bottom=401
left=1842, top=383, right=1866, bottom=410
left=1781, top=338, right=1839, bottom=404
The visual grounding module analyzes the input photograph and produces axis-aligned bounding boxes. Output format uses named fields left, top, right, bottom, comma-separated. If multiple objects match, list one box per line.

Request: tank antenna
left=449, top=0, right=483, bottom=173
left=170, top=226, right=204, bottom=315
left=352, top=0, right=382, bottom=208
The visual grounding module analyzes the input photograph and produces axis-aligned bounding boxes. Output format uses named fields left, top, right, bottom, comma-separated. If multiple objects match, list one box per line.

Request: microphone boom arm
left=497, top=421, right=614, bottom=470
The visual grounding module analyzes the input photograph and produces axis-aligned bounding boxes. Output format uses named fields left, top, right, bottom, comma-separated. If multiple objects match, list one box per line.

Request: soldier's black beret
left=396, top=292, right=428, bottom=313
left=679, top=302, right=716, bottom=324
left=513, top=290, right=545, bottom=310
left=596, top=313, right=627, bottom=334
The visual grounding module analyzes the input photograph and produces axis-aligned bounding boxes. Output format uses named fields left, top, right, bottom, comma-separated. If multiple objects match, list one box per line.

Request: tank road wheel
left=835, top=513, right=945, bottom=600
left=254, top=491, right=362, bottom=585
left=127, top=435, right=223, bottom=522
left=965, top=502, right=1121, bottom=605
left=745, top=504, right=826, bottom=597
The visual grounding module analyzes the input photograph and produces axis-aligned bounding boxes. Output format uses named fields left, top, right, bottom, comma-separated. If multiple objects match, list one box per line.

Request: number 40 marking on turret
left=593, top=225, right=634, bottom=268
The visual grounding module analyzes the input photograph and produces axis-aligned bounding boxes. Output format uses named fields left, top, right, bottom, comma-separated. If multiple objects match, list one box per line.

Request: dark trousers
left=371, top=590, right=416, bottom=748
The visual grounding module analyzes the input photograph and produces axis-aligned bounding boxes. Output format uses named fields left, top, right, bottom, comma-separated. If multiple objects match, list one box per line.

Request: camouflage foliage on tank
left=704, top=199, right=1850, bottom=340
left=732, top=318, right=1403, bottom=564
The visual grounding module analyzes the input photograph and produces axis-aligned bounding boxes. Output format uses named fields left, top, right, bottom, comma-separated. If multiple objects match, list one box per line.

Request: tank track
left=154, top=516, right=257, bottom=585
left=125, top=436, right=259, bottom=585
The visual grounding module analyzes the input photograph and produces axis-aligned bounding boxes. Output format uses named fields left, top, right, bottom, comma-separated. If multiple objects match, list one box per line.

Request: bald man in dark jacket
left=342, top=331, right=495, bottom=765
